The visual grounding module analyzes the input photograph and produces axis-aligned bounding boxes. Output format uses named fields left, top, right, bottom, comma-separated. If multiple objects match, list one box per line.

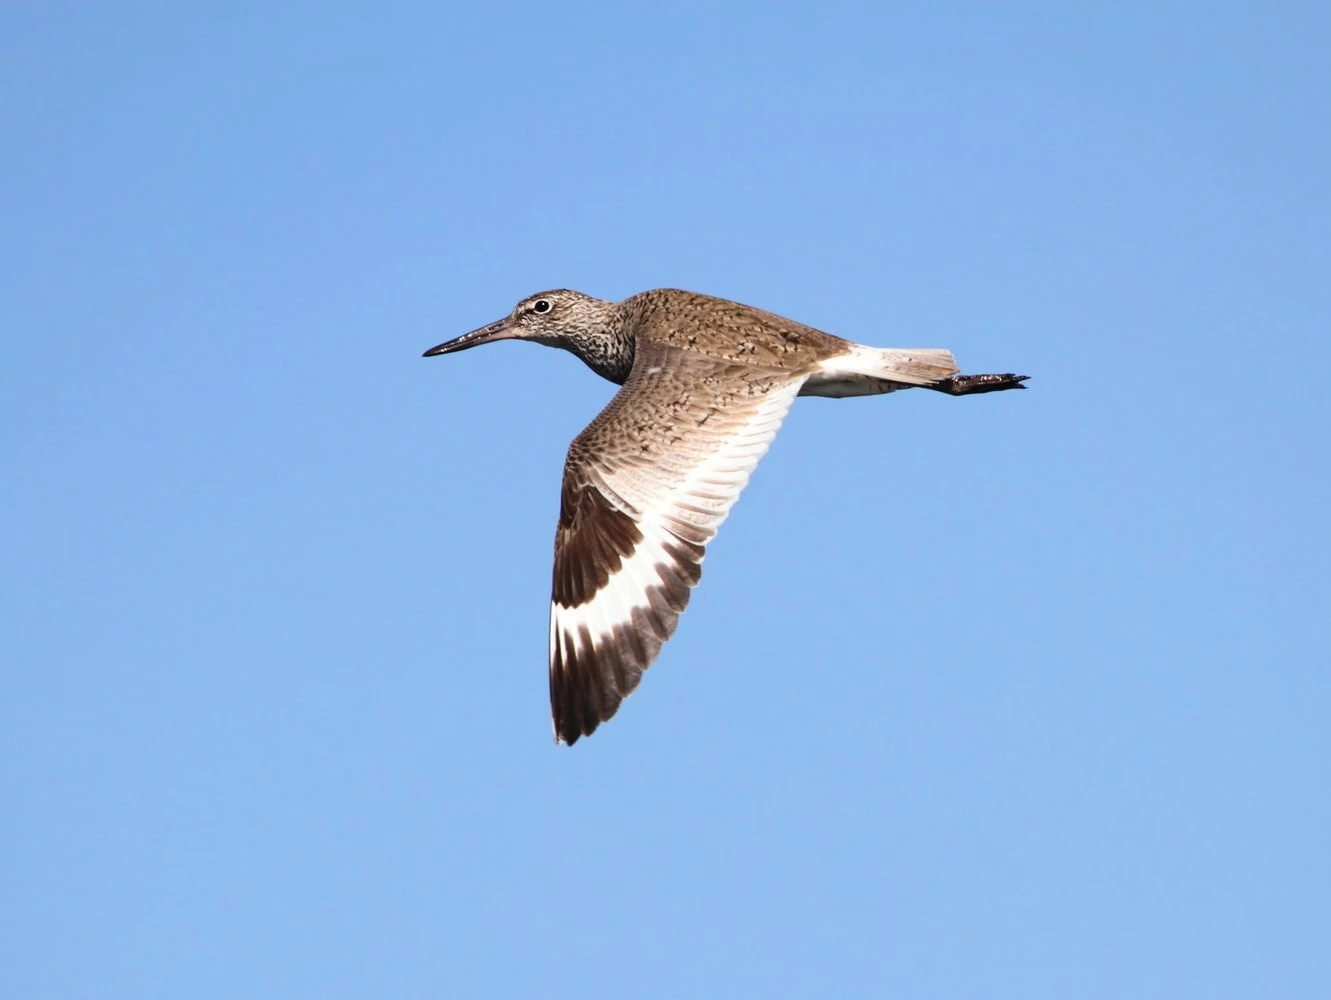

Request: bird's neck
left=568, top=313, right=635, bottom=385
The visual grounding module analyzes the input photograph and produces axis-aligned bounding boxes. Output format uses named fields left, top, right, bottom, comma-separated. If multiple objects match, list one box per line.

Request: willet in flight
left=424, top=288, right=1026, bottom=744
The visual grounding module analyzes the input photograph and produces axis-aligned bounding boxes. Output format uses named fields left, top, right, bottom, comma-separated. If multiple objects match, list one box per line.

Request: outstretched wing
left=550, top=339, right=804, bottom=743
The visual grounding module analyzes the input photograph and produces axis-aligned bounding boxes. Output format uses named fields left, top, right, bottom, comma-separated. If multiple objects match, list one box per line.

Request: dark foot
left=930, top=373, right=1029, bottom=396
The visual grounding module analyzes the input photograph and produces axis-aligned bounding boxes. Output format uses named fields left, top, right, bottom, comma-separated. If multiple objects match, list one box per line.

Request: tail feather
left=820, top=343, right=958, bottom=384
left=799, top=344, right=959, bottom=399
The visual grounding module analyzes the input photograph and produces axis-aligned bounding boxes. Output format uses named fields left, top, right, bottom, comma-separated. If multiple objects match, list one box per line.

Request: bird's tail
left=832, top=344, right=958, bottom=385
left=804, top=343, right=959, bottom=392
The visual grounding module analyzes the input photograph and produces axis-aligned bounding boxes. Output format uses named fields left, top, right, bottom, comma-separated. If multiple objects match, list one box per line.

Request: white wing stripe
left=551, top=515, right=680, bottom=641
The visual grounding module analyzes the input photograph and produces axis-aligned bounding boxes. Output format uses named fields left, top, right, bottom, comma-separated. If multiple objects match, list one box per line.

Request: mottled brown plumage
left=424, top=288, right=1027, bottom=744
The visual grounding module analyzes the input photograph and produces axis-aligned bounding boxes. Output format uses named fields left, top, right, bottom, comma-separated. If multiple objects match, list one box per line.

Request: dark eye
left=532, top=299, right=552, bottom=314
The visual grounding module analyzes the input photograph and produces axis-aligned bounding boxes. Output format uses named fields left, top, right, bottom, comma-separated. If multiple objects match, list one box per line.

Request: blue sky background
left=4, top=3, right=1328, bottom=997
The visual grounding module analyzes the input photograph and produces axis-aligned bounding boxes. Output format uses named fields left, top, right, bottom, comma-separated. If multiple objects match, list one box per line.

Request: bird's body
left=424, top=288, right=1026, bottom=744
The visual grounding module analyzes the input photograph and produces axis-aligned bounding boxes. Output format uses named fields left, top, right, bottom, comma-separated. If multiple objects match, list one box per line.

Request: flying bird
left=424, top=288, right=1026, bottom=744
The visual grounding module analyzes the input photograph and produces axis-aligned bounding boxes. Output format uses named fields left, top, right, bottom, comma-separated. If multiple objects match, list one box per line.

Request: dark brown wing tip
left=555, top=719, right=595, bottom=746
left=930, top=372, right=1029, bottom=396
left=550, top=665, right=610, bottom=748
left=550, top=630, right=630, bottom=748
left=549, top=599, right=687, bottom=746
left=549, top=645, right=643, bottom=747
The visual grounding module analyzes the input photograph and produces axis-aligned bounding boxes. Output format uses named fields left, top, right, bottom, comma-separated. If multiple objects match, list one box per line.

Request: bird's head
left=422, top=289, right=615, bottom=358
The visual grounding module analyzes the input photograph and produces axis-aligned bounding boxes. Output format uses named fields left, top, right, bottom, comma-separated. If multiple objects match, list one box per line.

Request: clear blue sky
left=4, top=3, right=1328, bottom=997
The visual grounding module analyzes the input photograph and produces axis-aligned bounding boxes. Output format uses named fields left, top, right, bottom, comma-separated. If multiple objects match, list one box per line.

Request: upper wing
left=550, top=339, right=804, bottom=743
